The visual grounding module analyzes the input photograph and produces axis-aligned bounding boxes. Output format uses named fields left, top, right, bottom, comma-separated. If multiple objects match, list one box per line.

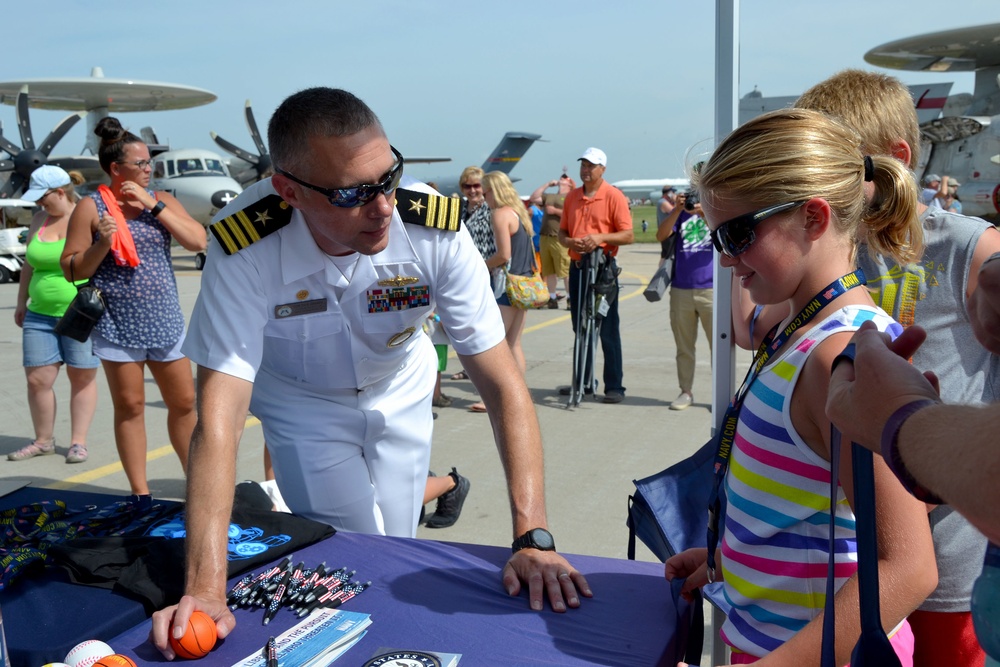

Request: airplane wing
left=863, top=23, right=1000, bottom=73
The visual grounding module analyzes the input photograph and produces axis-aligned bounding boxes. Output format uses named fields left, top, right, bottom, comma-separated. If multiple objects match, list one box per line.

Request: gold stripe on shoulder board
left=395, top=188, right=462, bottom=232
left=210, top=194, right=293, bottom=255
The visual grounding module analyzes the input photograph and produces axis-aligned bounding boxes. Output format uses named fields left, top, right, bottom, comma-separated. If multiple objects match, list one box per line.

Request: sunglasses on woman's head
left=275, top=146, right=404, bottom=208
left=710, top=201, right=807, bottom=257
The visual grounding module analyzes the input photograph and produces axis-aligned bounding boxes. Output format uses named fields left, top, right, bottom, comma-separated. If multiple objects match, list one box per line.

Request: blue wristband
left=880, top=399, right=943, bottom=504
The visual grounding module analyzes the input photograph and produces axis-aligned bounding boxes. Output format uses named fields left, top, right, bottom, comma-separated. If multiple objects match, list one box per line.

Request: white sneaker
left=669, top=392, right=693, bottom=411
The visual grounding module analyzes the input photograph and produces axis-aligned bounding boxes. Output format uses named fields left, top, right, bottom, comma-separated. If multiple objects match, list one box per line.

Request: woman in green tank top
left=11, top=166, right=99, bottom=463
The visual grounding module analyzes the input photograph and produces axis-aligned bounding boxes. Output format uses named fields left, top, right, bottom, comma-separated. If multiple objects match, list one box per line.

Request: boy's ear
left=802, top=198, right=831, bottom=240
left=889, top=140, right=912, bottom=168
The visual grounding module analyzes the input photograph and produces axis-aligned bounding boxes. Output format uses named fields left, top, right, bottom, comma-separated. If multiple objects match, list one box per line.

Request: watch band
left=880, top=399, right=943, bottom=504
left=150, top=201, right=167, bottom=218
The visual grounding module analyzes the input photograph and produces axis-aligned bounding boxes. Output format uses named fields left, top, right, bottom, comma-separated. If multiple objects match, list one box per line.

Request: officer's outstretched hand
left=149, top=594, right=235, bottom=659
left=502, top=550, right=592, bottom=612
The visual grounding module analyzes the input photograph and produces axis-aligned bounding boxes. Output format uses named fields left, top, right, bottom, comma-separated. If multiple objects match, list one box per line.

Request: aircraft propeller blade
left=244, top=100, right=267, bottom=156
left=210, top=132, right=259, bottom=166
left=38, top=112, right=85, bottom=156
left=16, top=87, right=34, bottom=152
left=0, top=133, right=20, bottom=158
left=0, top=173, right=26, bottom=199
left=0, top=159, right=14, bottom=171
left=51, top=156, right=101, bottom=171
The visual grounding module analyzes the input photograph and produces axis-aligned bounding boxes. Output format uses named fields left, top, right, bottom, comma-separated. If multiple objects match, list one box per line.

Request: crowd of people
left=4, top=72, right=1000, bottom=664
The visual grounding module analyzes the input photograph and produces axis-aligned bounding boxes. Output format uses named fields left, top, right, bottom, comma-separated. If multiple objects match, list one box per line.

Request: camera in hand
left=683, top=189, right=700, bottom=211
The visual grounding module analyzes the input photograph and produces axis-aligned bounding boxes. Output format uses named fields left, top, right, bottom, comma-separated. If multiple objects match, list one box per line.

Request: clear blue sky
left=9, top=1, right=998, bottom=193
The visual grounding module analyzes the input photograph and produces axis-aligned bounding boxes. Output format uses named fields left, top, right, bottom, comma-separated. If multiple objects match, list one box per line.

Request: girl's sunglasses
left=710, top=200, right=806, bottom=257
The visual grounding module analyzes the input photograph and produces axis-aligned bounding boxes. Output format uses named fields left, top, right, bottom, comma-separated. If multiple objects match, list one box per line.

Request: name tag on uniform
left=275, top=298, right=328, bottom=319
left=367, top=285, right=430, bottom=313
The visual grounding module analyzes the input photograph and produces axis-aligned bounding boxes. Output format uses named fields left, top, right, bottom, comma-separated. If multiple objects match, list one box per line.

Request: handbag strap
left=823, top=343, right=902, bottom=667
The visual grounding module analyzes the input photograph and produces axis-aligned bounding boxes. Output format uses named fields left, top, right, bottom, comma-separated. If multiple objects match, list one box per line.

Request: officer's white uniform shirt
left=183, top=178, right=504, bottom=537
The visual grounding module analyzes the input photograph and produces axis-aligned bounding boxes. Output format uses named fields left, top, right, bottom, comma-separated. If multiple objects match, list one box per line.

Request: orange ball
left=168, top=611, right=218, bottom=660
left=93, top=656, right=136, bottom=667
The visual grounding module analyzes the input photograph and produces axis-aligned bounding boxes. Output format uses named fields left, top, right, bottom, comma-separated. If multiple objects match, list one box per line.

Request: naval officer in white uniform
left=151, top=88, right=591, bottom=657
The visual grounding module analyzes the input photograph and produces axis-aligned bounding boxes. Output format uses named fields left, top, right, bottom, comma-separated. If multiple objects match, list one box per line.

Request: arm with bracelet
left=827, top=321, right=1000, bottom=543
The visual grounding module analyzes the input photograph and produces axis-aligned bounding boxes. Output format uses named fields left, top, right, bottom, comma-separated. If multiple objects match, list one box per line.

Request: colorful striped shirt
left=719, top=305, right=902, bottom=657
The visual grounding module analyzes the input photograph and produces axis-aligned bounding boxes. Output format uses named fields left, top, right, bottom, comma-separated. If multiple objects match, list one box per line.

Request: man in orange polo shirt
left=558, top=147, right=634, bottom=403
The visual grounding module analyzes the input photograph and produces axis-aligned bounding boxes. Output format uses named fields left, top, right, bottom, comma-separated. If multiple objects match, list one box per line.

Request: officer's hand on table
left=149, top=594, right=235, bottom=659
left=825, top=321, right=940, bottom=453
left=502, top=550, right=592, bottom=612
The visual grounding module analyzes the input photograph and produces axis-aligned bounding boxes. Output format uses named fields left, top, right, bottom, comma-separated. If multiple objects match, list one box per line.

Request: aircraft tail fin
left=140, top=126, right=170, bottom=156
left=480, top=132, right=543, bottom=175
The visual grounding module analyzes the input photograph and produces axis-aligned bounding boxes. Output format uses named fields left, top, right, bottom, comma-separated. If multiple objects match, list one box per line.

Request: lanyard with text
left=705, top=268, right=866, bottom=582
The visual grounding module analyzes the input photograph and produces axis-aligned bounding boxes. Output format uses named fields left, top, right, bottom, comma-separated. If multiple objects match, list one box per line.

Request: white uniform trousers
left=249, top=340, right=437, bottom=537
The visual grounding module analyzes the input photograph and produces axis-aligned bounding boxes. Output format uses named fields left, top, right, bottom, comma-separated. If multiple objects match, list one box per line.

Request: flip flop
left=450, top=371, right=469, bottom=381
left=468, top=402, right=487, bottom=413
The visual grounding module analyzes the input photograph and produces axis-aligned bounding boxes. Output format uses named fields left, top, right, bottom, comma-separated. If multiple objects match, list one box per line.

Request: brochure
left=232, top=608, right=372, bottom=667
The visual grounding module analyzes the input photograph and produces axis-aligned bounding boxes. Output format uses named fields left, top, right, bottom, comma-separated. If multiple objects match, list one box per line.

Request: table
left=112, top=533, right=691, bottom=666
left=2, top=488, right=694, bottom=666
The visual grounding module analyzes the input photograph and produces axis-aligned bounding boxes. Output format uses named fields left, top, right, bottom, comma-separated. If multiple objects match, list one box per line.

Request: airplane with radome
left=864, top=23, right=1000, bottom=223
left=737, top=23, right=1000, bottom=223
left=0, top=68, right=244, bottom=261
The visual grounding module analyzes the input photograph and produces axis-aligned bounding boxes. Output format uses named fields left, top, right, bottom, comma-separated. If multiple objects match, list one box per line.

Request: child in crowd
left=665, top=108, right=938, bottom=665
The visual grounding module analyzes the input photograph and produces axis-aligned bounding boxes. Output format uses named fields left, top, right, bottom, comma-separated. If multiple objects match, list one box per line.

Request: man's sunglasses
left=275, top=146, right=404, bottom=208
left=710, top=200, right=807, bottom=258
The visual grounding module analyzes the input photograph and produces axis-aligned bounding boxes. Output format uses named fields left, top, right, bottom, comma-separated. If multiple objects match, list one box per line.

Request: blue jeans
left=569, top=259, right=624, bottom=394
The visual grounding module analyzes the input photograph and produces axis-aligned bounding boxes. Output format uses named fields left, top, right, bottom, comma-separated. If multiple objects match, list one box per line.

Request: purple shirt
left=672, top=211, right=714, bottom=290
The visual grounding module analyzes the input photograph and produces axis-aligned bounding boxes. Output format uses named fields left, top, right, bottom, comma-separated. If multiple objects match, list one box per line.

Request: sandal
left=468, top=402, right=487, bottom=413
left=66, top=443, right=89, bottom=464
left=8, top=440, right=56, bottom=461
left=450, top=370, right=469, bottom=381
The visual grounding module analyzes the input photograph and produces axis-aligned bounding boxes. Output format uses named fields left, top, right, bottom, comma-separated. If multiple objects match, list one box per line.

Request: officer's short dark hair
left=268, top=87, right=383, bottom=173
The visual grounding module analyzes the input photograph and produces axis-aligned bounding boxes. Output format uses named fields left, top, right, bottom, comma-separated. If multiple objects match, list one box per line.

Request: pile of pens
left=226, top=556, right=371, bottom=625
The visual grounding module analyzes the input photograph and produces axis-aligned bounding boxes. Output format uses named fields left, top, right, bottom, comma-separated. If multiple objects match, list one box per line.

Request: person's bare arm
left=149, top=368, right=252, bottom=658
left=530, top=181, right=554, bottom=207
left=459, top=342, right=593, bottom=612
left=969, top=252, right=1000, bottom=354
left=61, top=197, right=113, bottom=281
left=828, top=322, right=1000, bottom=542
left=145, top=190, right=207, bottom=251
left=655, top=199, right=682, bottom=243
left=485, top=207, right=516, bottom=270
left=14, top=214, right=43, bottom=326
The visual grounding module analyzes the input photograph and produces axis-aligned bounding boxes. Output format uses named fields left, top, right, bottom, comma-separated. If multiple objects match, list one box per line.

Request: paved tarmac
left=0, top=242, right=748, bottom=660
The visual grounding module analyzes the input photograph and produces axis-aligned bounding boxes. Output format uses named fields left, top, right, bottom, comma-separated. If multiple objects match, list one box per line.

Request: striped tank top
left=719, top=304, right=903, bottom=657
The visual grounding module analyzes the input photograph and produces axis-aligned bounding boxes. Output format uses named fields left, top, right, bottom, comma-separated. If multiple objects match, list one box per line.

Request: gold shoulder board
left=209, top=194, right=293, bottom=255
left=396, top=189, right=462, bottom=232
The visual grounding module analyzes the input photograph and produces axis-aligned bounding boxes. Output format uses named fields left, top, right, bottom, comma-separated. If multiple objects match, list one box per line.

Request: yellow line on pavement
left=44, top=415, right=262, bottom=490
left=45, top=268, right=651, bottom=490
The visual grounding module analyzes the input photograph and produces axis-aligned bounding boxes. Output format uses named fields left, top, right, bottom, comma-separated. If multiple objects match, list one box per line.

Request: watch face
left=530, top=528, right=554, bottom=550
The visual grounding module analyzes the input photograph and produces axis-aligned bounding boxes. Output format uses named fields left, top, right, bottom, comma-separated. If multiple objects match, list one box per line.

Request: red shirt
left=559, top=181, right=632, bottom=260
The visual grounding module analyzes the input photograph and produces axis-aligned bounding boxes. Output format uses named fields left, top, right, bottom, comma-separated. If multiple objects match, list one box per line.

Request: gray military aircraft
left=865, top=22, right=1000, bottom=222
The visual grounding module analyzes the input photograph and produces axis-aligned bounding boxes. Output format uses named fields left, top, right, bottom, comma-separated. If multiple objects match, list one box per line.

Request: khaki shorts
left=539, top=235, right=570, bottom=278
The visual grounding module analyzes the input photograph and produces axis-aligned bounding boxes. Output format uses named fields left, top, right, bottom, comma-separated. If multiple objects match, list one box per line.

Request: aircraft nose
left=212, top=190, right=240, bottom=209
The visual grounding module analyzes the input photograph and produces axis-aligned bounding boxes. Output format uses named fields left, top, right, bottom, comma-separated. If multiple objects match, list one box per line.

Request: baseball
left=64, top=640, right=114, bottom=667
